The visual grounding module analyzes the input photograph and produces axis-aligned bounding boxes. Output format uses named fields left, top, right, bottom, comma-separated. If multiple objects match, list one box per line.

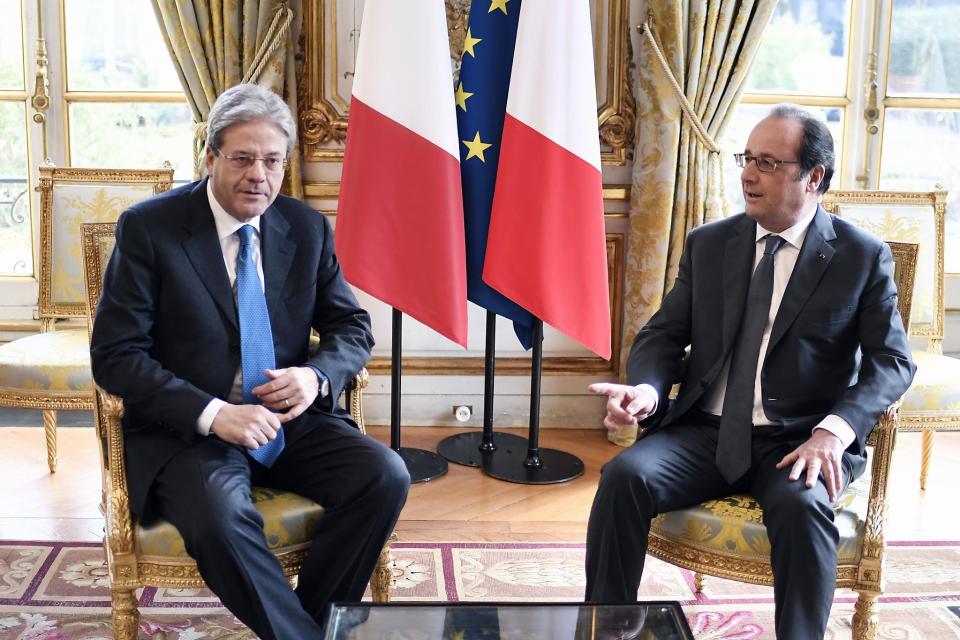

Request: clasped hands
left=211, top=367, right=320, bottom=450
left=588, top=382, right=846, bottom=502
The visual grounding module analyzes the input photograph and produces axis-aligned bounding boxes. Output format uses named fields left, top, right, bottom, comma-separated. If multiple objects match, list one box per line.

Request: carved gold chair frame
left=647, top=240, right=919, bottom=640
left=0, top=164, right=173, bottom=472
left=81, top=222, right=393, bottom=638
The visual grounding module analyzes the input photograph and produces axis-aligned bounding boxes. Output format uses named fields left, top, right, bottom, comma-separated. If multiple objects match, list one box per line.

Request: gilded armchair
left=80, top=222, right=393, bottom=638
left=823, top=189, right=953, bottom=489
left=646, top=241, right=919, bottom=640
left=0, top=164, right=174, bottom=472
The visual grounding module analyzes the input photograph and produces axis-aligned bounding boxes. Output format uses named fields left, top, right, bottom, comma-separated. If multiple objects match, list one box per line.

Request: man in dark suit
left=90, top=83, right=410, bottom=638
left=584, top=105, right=915, bottom=639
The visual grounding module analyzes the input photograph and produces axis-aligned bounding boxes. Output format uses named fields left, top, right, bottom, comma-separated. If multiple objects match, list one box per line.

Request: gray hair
left=768, top=103, right=835, bottom=194
left=206, top=83, right=297, bottom=154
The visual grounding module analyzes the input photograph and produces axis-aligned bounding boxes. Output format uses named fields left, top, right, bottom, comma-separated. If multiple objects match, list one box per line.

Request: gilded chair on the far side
left=80, top=222, right=394, bottom=638
left=0, top=163, right=173, bottom=472
left=646, top=241, right=919, bottom=640
left=823, top=189, right=952, bottom=490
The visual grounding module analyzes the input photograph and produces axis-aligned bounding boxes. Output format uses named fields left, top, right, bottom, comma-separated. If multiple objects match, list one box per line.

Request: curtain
left=151, top=0, right=304, bottom=198
left=612, top=0, right=777, bottom=446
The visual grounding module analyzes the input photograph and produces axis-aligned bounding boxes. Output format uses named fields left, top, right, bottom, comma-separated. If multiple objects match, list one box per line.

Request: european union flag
left=456, top=0, right=534, bottom=349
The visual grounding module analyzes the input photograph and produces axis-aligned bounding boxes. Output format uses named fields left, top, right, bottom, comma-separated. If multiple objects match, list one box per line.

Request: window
left=728, top=0, right=960, bottom=271
left=0, top=0, right=31, bottom=276
left=0, top=0, right=190, bottom=293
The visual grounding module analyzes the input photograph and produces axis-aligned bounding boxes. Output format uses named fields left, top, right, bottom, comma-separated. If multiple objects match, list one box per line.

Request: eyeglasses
left=734, top=153, right=800, bottom=173
left=211, top=145, right=288, bottom=173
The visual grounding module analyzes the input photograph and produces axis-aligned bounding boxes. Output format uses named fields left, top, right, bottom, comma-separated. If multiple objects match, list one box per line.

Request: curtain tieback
left=640, top=15, right=727, bottom=221
left=242, top=4, right=295, bottom=85
left=189, top=4, right=294, bottom=181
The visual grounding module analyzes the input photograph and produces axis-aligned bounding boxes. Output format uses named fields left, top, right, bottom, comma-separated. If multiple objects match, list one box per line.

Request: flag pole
left=391, top=308, right=447, bottom=483
left=482, top=318, right=584, bottom=484
left=437, top=310, right=526, bottom=466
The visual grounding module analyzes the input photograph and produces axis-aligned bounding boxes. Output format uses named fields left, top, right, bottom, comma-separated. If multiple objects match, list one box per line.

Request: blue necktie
left=237, top=224, right=285, bottom=467
left=716, top=234, right=786, bottom=484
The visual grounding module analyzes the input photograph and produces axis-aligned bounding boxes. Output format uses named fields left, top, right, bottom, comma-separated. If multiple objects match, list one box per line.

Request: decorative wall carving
left=297, top=0, right=634, bottom=165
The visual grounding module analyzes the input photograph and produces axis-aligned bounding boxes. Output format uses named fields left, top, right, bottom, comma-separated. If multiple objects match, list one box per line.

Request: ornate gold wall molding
left=297, top=0, right=635, bottom=165
left=366, top=233, right=625, bottom=376
left=305, top=181, right=632, bottom=202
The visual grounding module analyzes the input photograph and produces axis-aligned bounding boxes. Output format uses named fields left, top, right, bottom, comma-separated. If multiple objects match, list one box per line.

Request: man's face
left=206, top=119, right=288, bottom=222
left=741, top=116, right=823, bottom=233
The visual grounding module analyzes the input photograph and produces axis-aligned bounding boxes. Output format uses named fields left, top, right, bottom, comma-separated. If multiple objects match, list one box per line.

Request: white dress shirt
left=638, top=205, right=855, bottom=448
left=195, top=183, right=265, bottom=435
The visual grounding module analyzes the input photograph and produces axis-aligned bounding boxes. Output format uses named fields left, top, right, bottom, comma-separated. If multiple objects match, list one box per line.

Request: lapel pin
left=817, top=250, right=826, bottom=260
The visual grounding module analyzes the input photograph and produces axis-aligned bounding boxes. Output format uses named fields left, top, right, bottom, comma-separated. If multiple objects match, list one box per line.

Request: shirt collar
left=755, top=202, right=818, bottom=250
left=206, top=180, right=261, bottom=242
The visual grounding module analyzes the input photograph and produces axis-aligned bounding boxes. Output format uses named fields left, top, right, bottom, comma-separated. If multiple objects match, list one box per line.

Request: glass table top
left=323, top=602, right=693, bottom=639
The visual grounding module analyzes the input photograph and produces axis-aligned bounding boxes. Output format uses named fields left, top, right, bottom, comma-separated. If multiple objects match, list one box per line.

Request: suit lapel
left=181, top=181, right=238, bottom=331
left=767, top=206, right=837, bottom=353
left=260, top=205, right=295, bottom=326
left=722, top=216, right=758, bottom=355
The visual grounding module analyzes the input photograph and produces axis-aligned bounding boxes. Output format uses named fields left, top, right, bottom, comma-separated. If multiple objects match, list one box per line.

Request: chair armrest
left=93, top=386, right=137, bottom=557
left=860, top=401, right=900, bottom=579
left=344, top=368, right=369, bottom=435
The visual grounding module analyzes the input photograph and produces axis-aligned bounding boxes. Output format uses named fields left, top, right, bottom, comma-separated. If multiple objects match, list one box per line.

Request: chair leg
left=112, top=588, right=139, bottom=640
left=852, top=590, right=878, bottom=640
left=42, top=410, right=57, bottom=473
left=694, top=572, right=704, bottom=594
left=370, top=535, right=396, bottom=603
left=920, top=430, right=935, bottom=490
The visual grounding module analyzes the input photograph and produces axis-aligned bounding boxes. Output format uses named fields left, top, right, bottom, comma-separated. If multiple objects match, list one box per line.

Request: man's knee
left=763, top=483, right=836, bottom=540
left=176, top=490, right=264, bottom=553
left=595, top=451, right=658, bottom=513
left=366, top=442, right=411, bottom=502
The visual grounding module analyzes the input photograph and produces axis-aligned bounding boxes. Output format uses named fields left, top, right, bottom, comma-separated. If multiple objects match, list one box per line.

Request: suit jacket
left=628, top=206, right=916, bottom=477
left=90, top=179, right=374, bottom=516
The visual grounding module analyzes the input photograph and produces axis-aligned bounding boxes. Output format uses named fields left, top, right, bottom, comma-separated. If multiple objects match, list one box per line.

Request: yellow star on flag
left=462, top=132, right=492, bottom=162
left=463, top=28, right=481, bottom=57
left=488, top=0, right=510, bottom=15
left=455, top=82, right=474, bottom=111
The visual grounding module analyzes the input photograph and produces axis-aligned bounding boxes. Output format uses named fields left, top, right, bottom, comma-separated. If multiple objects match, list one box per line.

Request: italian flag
left=336, top=0, right=468, bottom=347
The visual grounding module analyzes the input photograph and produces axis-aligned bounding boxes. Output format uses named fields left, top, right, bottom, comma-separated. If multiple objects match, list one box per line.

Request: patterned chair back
left=80, top=223, right=118, bottom=343
left=822, top=189, right=948, bottom=351
left=37, top=164, right=174, bottom=320
left=886, top=241, right=919, bottom=335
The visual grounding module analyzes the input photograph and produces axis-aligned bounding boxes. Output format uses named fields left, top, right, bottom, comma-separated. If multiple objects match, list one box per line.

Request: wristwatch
left=306, top=365, right=330, bottom=398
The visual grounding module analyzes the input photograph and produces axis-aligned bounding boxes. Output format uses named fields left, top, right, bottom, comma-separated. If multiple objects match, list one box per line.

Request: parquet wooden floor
left=0, top=425, right=957, bottom=543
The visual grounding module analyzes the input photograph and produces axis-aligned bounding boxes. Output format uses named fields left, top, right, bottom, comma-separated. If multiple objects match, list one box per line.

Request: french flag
left=483, top=0, right=611, bottom=359
left=336, top=0, right=468, bottom=347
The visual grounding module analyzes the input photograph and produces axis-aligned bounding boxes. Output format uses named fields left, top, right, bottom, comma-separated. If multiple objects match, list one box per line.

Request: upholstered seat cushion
left=136, top=487, right=324, bottom=562
left=899, top=350, right=960, bottom=420
left=650, top=464, right=870, bottom=565
left=0, top=330, right=92, bottom=394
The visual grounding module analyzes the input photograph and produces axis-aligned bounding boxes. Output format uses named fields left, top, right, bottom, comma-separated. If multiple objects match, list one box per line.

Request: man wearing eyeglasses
left=585, top=104, right=915, bottom=639
left=90, top=83, right=410, bottom=638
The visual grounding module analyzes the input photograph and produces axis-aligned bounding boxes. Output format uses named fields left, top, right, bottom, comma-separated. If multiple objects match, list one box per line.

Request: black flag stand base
left=391, top=308, right=448, bottom=483
left=482, top=318, right=584, bottom=484
left=438, top=311, right=527, bottom=467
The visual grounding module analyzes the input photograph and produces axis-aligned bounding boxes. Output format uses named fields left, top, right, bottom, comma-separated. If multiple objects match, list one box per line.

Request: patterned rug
left=1, top=540, right=958, bottom=638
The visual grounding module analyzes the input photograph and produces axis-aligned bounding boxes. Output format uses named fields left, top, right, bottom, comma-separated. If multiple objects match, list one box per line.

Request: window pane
left=745, top=0, right=851, bottom=96
left=69, top=102, right=193, bottom=180
left=63, top=0, right=181, bottom=92
left=888, top=0, right=960, bottom=96
left=0, top=0, right=24, bottom=90
left=879, top=108, right=960, bottom=271
left=0, top=101, right=32, bottom=276
left=722, top=104, right=844, bottom=213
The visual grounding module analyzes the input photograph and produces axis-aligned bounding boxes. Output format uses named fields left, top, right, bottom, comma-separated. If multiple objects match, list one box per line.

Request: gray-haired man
left=91, top=83, right=410, bottom=637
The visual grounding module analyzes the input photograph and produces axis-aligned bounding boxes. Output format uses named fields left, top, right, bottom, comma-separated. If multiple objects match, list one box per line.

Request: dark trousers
left=585, top=413, right=846, bottom=640
left=151, top=414, right=410, bottom=639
